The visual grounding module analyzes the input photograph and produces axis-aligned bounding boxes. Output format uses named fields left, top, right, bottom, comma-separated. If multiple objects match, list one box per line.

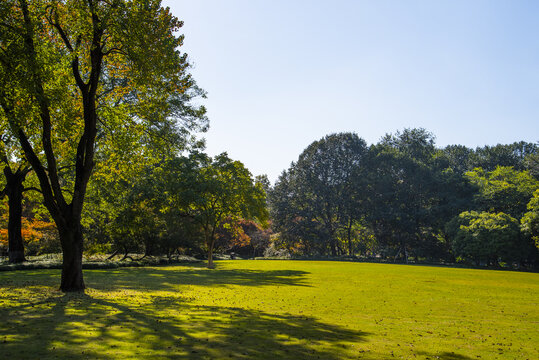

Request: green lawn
left=0, top=260, right=537, bottom=359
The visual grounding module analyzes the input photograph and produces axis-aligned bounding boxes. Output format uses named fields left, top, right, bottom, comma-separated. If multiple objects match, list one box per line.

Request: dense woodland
left=270, top=131, right=539, bottom=267
left=0, top=1, right=538, bottom=292
left=2, top=129, right=539, bottom=270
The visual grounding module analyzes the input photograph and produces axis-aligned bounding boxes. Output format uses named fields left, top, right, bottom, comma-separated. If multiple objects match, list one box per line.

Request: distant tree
left=270, top=133, right=368, bottom=256
left=523, top=152, right=539, bottom=179
left=438, top=145, right=473, bottom=175
left=363, top=145, right=434, bottom=260
left=366, top=128, right=460, bottom=261
left=186, top=153, right=267, bottom=268
left=379, top=128, right=436, bottom=163
left=465, top=167, right=539, bottom=219
left=521, top=190, right=539, bottom=250
left=214, top=218, right=271, bottom=258
left=255, top=175, right=272, bottom=196
left=83, top=152, right=211, bottom=259
left=447, top=211, right=523, bottom=266
left=269, top=168, right=317, bottom=254
left=469, top=142, right=538, bottom=171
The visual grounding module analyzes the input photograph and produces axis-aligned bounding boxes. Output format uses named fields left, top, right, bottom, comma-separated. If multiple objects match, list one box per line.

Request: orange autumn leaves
left=0, top=203, right=56, bottom=255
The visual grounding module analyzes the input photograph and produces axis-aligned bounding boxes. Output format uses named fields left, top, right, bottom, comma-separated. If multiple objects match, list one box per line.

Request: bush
left=263, top=241, right=291, bottom=259
left=447, top=211, right=523, bottom=265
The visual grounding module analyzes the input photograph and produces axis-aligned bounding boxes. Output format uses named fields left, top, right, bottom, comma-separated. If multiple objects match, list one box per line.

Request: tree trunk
left=404, top=246, right=409, bottom=264
left=207, top=226, right=216, bottom=269
left=3, top=166, right=27, bottom=264
left=329, top=233, right=337, bottom=257
left=347, top=218, right=354, bottom=256
left=58, top=224, right=85, bottom=292
left=394, top=247, right=401, bottom=263
left=106, top=248, right=120, bottom=260
left=207, top=242, right=214, bottom=269
left=7, top=185, right=25, bottom=263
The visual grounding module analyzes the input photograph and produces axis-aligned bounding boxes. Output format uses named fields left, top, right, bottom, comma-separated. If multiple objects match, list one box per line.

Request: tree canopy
left=0, top=0, right=207, bottom=291
left=269, top=129, right=538, bottom=268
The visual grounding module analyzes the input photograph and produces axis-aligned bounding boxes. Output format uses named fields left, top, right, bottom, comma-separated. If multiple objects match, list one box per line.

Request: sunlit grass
left=0, top=260, right=537, bottom=359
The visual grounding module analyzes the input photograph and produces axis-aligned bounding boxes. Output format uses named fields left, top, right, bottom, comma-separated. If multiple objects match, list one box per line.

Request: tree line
left=269, top=130, right=539, bottom=268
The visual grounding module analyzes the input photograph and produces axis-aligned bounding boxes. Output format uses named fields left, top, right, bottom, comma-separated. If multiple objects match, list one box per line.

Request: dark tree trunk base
left=8, top=250, right=25, bottom=263
left=4, top=165, right=27, bottom=265
left=60, top=260, right=85, bottom=292
left=59, top=226, right=85, bottom=292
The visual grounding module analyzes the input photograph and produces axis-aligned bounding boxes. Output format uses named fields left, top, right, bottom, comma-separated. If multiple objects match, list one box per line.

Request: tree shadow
left=0, top=290, right=370, bottom=359
left=85, top=264, right=311, bottom=291
left=0, top=263, right=311, bottom=292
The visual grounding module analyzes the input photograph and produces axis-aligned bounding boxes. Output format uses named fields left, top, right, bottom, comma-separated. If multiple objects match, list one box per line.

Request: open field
left=0, top=260, right=537, bottom=359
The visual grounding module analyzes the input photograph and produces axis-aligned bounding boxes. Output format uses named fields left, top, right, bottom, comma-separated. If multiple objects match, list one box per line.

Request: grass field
left=0, top=260, right=537, bottom=359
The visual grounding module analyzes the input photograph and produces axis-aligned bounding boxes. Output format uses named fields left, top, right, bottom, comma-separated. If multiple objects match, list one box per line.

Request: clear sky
left=163, top=0, right=539, bottom=183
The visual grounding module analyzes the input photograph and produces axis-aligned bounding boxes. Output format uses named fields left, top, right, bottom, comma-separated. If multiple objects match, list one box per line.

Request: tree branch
left=19, top=0, right=67, bottom=211
left=72, top=1, right=103, bottom=216
left=23, top=186, right=42, bottom=194
left=45, top=6, right=74, bottom=52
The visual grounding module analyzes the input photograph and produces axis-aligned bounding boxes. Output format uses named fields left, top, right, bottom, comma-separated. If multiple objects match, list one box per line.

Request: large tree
left=0, top=0, right=206, bottom=291
left=189, top=153, right=267, bottom=268
left=270, top=133, right=368, bottom=256
left=0, top=163, right=30, bottom=263
left=0, top=133, right=29, bottom=263
left=365, top=129, right=440, bottom=260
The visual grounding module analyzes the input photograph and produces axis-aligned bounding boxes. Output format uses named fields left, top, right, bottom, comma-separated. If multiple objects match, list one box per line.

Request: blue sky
left=163, top=0, right=539, bottom=182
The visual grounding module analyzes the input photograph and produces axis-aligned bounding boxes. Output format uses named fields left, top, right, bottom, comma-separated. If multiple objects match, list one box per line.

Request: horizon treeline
left=269, top=129, right=539, bottom=267
left=1, top=128, right=539, bottom=269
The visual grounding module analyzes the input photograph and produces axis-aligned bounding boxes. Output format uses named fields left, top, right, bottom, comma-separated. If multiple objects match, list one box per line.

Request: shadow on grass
left=0, top=263, right=311, bottom=292
left=0, top=290, right=370, bottom=359
left=85, top=264, right=311, bottom=291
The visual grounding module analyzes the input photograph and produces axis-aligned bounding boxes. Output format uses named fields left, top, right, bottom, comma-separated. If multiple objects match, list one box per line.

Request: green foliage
left=438, top=144, right=473, bottom=174
left=188, top=153, right=268, bottom=266
left=0, top=0, right=208, bottom=289
left=469, top=142, right=538, bottom=171
left=379, top=127, right=436, bottom=163
left=521, top=189, right=539, bottom=250
left=447, top=211, right=523, bottom=264
left=465, top=166, right=539, bottom=218
left=364, top=129, right=474, bottom=260
left=364, top=144, right=435, bottom=251
left=270, top=133, right=368, bottom=256
left=270, top=128, right=536, bottom=265
left=82, top=152, right=268, bottom=263
left=523, top=151, right=539, bottom=179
